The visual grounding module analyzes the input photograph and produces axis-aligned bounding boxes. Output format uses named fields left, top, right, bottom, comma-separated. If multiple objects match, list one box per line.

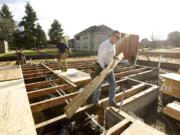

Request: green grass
left=172, top=47, right=180, bottom=50
left=0, top=49, right=90, bottom=57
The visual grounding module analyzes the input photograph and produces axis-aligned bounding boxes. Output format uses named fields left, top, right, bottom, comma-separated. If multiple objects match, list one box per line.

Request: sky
left=0, top=0, right=180, bottom=40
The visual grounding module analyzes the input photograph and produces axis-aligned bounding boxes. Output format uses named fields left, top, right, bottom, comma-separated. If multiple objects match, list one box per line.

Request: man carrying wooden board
left=92, top=30, right=121, bottom=108
left=64, top=30, right=124, bottom=118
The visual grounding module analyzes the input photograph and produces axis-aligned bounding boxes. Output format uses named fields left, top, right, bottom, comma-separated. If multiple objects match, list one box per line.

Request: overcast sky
left=0, top=0, right=180, bottom=40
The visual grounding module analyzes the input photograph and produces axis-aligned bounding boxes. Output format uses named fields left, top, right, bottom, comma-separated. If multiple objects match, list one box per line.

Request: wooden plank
left=31, top=92, right=78, bottom=112
left=101, top=83, right=147, bottom=107
left=28, top=79, right=91, bottom=99
left=64, top=53, right=124, bottom=118
left=139, top=44, right=151, bottom=61
left=35, top=104, right=95, bottom=129
left=41, top=63, right=77, bottom=87
left=101, top=119, right=131, bottom=135
left=115, top=67, right=148, bottom=79
left=0, top=79, right=37, bottom=135
left=23, top=71, right=52, bottom=78
left=0, top=65, right=23, bottom=82
left=163, top=101, right=180, bottom=121
left=160, top=73, right=180, bottom=98
left=121, top=120, right=166, bottom=135
left=160, top=73, right=180, bottom=82
left=26, top=78, right=62, bottom=90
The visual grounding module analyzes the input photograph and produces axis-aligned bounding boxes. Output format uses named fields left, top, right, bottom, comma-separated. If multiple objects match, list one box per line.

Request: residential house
left=74, top=25, right=113, bottom=51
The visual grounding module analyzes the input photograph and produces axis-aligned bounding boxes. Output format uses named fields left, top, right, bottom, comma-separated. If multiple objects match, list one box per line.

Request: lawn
left=0, top=49, right=91, bottom=57
left=172, top=47, right=180, bottom=50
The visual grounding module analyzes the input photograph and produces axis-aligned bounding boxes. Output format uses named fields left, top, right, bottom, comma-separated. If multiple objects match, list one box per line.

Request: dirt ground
left=141, top=100, right=180, bottom=135
left=138, top=55, right=180, bottom=64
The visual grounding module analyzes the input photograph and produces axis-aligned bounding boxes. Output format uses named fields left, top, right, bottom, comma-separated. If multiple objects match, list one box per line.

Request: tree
left=48, top=19, right=63, bottom=44
left=0, top=4, right=15, bottom=44
left=13, top=29, right=25, bottom=49
left=18, top=2, right=38, bottom=48
left=168, top=31, right=180, bottom=47
left=35, top=23, right=47, bottom=48
left=150, top=33, right=158, bottom=49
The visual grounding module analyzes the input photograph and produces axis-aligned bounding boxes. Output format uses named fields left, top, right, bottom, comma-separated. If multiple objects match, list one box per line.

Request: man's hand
left=113, top=56, right=119, bottom=60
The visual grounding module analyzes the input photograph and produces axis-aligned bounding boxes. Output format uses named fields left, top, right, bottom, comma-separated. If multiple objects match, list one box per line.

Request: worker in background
left=93, top=30, right=121, bottom=108
left=54, top=39, right=72, bottom=71
left=16, top=48, right=26, bottom=65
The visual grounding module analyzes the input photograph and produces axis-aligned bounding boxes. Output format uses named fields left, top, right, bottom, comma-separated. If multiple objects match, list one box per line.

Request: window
left=83, top=43, right=88, bottom=48
left=83, top=36, right=88, bottom=40
left=76, top=36, right=80, bottom=40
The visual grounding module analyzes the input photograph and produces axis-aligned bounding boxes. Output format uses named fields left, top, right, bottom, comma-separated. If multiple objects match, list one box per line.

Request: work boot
left=109, top=102, right=120, bottom=108
left=93, top=101, right=101, bottom=108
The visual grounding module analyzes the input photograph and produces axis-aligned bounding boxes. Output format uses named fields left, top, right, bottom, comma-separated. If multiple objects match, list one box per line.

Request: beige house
left=74, top=25, right=113, bottom=51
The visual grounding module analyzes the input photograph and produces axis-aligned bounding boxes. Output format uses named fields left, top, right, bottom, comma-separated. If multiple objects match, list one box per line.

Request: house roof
left=75, top=25, right=114, bottom=36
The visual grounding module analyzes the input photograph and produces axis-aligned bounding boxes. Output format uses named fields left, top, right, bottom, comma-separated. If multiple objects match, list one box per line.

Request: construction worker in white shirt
left=93, top=30, right=121, bottom=108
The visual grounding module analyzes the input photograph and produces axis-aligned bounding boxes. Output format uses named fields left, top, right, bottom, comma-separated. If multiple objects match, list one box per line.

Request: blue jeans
left=93, top=71, right=116, bottom=104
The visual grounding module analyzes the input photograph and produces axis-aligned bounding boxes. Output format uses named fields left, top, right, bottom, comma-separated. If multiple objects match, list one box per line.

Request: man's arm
left=97, top=44, right=105, bottom=69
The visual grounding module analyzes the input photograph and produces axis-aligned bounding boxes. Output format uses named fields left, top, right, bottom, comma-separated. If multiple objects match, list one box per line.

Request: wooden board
left=160, top=73, right=180, bottom=82
left=163, top=101, right=180, bottom=121
left=0, top=65, right=23, bottom=82
left=160, top=73, right=180, bottom=98
left=121, top=120, right=166, bottom=135
left=55, top=68, right=91, bottom=83
left=41, top=63, right=77, bottom=87
left=0, top=79, right=37, bottom=135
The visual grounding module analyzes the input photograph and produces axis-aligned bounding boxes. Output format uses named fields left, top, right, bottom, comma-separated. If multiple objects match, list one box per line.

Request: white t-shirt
left=97, top=39, right=115, bottom=69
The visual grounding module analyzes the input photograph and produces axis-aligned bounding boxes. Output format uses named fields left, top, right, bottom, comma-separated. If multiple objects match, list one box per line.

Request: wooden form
left=104, top=108, right=166, bottom=135
left=163, top=101, right=180, bottom=121
left=64, top=53, right=124, bottom=118
left=19, top=60, right=159, bottom=133
left=160, top=73, right=180, bottom=98
left=115, top=34, right=139, bottom=61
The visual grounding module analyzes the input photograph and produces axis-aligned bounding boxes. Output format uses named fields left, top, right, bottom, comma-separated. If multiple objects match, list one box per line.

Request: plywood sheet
left=55, top=68, right=91, bottom=83
left=160, top=73, right=180, bottom=82
left=0, top=65, right=23, bottom=82
left=121, top=120, right=166, bottom=135
left=163, top=101, right=180, bottom=121
left=0, top=79, right=37, bottom=135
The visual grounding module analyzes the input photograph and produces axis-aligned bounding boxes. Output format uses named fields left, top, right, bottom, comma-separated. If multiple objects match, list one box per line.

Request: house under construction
left=0, top=33, right=179, bottom=135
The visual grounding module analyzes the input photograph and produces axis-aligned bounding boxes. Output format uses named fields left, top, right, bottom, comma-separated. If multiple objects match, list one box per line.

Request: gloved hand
left=113, top=56, right=119, bottom=60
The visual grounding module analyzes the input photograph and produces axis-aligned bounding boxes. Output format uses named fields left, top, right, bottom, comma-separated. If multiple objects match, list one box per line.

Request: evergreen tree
left=35, top=23, right=47, bottom=48
left=168, top=31, right=180, bottom=47
left=48, top=19, right=63, bottom=44
left=19, top=2, right=38, bottom=48
left=0, top=4, right=15, bottom=44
